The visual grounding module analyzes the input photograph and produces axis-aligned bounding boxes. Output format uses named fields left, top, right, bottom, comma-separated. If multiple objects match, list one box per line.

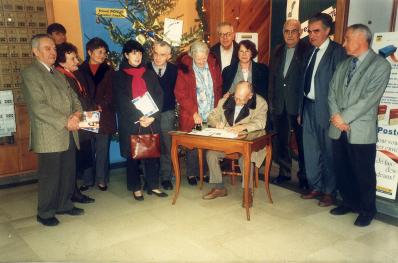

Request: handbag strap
left=138, top=124, right=154, bottom=135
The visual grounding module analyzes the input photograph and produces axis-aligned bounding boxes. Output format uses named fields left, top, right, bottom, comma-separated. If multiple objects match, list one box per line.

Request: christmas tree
left=97, top=0, right=208, bottom=66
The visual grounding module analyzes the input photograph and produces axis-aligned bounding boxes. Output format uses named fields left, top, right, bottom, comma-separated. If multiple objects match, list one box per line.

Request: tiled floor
left=0, top=167, right=397, bottom=262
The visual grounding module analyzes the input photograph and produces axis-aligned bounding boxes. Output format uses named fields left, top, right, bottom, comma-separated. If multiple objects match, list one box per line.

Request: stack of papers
left=189, top=128, right=238, bottom=139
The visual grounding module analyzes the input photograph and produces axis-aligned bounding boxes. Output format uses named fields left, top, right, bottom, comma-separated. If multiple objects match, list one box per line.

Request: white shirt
left=38, top=60, right=53, bottom=73
left=233, top=105, right=244, bottom=124
left=220, top=45, right=233, bottom=71
left=306, top=38, right=330, bottom=100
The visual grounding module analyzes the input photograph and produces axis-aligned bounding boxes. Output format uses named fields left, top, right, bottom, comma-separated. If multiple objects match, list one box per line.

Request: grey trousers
left=159, top=110, right=175, bottom=181
left=206, top=150, right=254, bottom=188
left=83, top=133, right=110, bottom=185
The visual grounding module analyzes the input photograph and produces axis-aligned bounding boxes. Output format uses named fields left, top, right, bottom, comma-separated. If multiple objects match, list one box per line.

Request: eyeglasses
left=219, top=32, right=233, bottom=38
left=284, top=29, right=299, bottom=35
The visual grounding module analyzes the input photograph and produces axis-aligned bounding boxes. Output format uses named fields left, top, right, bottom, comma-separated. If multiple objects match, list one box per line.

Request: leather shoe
left=133, top=191, right=144, bottom=201
left=71, top=194, right=95, bottom=204
left=241, top=190, right=253, bottom=208
left=56, top=207, right=84, bottom=216
left=301, top=190, right=322, bottom=199
left=318, top=194, right=334, bottom=207
left=203, top=188, right=227, bottom=200
left=98, top=184, right=107, bottom=191
left=271, top=175, right=291, bottom=184
left=37, top=215, right=59, bottom=226
left=147, top=189, right=168, bottom=197
left=354, top=214, right=374, bottom=227
left=330, top=205, right=353, bottom=215
left=187, top=176, right=197, bottom=185
left=196, top=175, right=210, bottom=183
left=161, top=180, right=173, bottom=190
left=79, top=184, right=93, bottom=191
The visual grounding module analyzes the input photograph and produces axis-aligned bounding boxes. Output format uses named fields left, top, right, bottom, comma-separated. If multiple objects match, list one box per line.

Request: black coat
left=112, top=61, right=164, bottom=158
left=222, top=61, right=269, bottom=100
left=210, top=41, right=239, bottom=70
left=268, top=40, right=309, bottom=115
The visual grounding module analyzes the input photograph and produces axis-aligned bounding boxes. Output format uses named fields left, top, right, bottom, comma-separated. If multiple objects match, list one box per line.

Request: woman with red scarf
left=113, top=40, right=167, bottom=200
left=55, top=42, right=95, bottom=204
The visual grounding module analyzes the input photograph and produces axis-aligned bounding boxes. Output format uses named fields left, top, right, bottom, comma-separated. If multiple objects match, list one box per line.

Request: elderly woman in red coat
left=174, top=41, right=222, bottom=185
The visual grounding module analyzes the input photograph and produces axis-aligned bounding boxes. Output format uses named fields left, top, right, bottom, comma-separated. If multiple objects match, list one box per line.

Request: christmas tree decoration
left=97, top=0, right=207, bottom=64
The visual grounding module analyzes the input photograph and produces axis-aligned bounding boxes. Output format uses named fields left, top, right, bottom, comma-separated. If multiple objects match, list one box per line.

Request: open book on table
left=188, top=128, right=238, bottom=139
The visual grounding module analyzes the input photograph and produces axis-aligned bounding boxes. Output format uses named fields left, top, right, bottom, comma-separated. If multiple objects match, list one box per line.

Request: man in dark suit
left=269, top=19, right=308, bottom=188
left=21, top=34, right=84, bottom=226
left=147, top=41, right=178, bottom=190
left=298, top=13, right=346, bottom=207
left=210, top=22, right=239, bottom=71
left=328, top=24, right=391, bottom=227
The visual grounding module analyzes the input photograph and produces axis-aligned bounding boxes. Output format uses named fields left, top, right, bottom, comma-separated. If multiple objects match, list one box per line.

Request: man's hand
left=226, top=125, right=246, bottom=134
left=139, top=116, right=155, bottom=128
left=330, top=113, right=350, bottom=131
left=223, top=92, right=231, bottom=99
left=193, top=112, right=202, bottom=125
left=216, top=122, right=225, bottom=129
left=66, top=114, right=80, bottom=131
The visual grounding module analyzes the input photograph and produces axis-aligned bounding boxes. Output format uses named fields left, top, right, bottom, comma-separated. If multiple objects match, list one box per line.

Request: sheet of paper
left=131, top=91, right=159, bottom=118
left=79, top=111, right=100, bottom=133
left=0, top=90, right=16, bottom=138
left=163, top=18, right=183, bottom=46
left=189, top=128, right=238, bottom=139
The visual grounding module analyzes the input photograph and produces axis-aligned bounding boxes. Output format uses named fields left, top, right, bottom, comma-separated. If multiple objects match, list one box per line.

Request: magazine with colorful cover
left=79, top=111, right=100, bottom=133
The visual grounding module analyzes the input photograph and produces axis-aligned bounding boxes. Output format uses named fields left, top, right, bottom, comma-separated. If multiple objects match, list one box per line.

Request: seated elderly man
left=203, top=81, right=268, bottom=205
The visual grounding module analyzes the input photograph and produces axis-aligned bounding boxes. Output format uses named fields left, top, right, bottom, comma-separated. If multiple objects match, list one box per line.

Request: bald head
left=283, top=19, right=301, bottom=48
left=234, top=81, right=253, bottom=106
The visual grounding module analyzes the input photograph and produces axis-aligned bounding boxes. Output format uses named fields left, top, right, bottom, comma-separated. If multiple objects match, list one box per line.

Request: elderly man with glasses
left=210, top=21, right=239, bottom=71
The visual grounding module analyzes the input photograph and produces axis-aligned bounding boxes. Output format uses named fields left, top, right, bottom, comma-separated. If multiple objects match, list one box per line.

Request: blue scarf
left=193, top=62, right=214, bottom=121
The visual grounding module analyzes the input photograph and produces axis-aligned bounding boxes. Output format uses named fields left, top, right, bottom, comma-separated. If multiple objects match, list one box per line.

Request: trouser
left=302, top=100, right=335, bottom=194
left=83, top=133, right=110, bottom=185
left=126, top=157, right=160, bottom=192
left=332, top=132, right=377, bottom=216
left=37, top=135, right=75, bottom=218
left=273, top=106, right=306, bottom=178
left=206, top=150, right=254, bottom=189
left=159, top=110, right=175, bottom=181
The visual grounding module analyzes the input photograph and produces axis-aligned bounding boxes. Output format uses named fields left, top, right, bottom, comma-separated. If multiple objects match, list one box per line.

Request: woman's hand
left=223, top=92, right=231, bottom=99
left=139, top=116, right=155, bottom=127
left=193, top=112, right=202, bottom=125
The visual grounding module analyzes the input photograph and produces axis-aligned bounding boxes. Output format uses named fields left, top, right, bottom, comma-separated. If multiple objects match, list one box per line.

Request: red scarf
left=56, top=66, right=86, bottom=96
left=89, top=63, right=100, bottom=75
left=123, top=67, right=147, bottom=98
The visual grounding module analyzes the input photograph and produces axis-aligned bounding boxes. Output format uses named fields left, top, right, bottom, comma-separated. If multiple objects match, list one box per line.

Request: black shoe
left=195, top=176, right=209, bottom=183
left=37, top=215, right=59, bottom=226
left=330, top=205, right=353, bottom=216
left=299, top=178, right=309, bottom=190
left=71, top=194, right=95, bottom=204
left=271, top=175, right=291, bottom=184
left=187, top=176, right=197, bottom=185
left=354, top=214, right=374, bottom=227
left=147, top=189, right=168, bottom=197
left=56, top=207, right=85, bottom=216
left=133, top=191, right=144, bottom=201
left=98, top=184, right=108, bottom=191
left=161, top=180, right=173, bottom=190
left=79, top=184, right=93, bottom=191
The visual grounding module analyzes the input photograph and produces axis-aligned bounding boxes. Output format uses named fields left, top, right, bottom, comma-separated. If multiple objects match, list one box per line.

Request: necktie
left=303, top=48, right=319, bottom=95
left=49, top=68, right=54, bottom=74
left=158, top=68, right=162, bottom=77
left=346, top=57, right=358, bottom=86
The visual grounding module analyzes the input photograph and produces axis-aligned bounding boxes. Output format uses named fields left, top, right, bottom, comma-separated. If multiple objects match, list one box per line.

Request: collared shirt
left=306, top=38, right=330, bottom=100
left=356, top=49, right=369, bottom=68
left=38, top=60, right=54, bottom=73
left=151, top=62, right=167, bottom=77
left=283, top=47, right=295, bottom=77
left=233, top=104, right=244, bottom=124
left=220, top=45, right=233, bottom=71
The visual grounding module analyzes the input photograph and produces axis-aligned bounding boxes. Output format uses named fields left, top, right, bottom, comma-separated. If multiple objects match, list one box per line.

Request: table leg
left=264, top=142, right=273, bottom=203
left=243, top=147, right=251, bottom=221
left=171, top=138, right=180, bottom=205
left=198, top=148, right=204, bottom=190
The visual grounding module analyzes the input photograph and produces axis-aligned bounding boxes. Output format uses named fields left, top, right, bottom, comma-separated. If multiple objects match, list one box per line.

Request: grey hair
left=347, top=24, right=372, bottom=45
left=31, top=34, right=52, bottom=49
left=236, top=81, right=253, bottom=93
left=153, top=40, right=172, bottom=54
left=283, top=19, right=301, bottom=31
left=188, top=41, right=209, bottom=57
left=217, top=21, right=234, bottom=32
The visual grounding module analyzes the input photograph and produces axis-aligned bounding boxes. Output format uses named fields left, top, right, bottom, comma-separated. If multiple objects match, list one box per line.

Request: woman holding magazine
left=55, top=42, right=95, bottom=204
left=112, top=40, right=167, bottom=200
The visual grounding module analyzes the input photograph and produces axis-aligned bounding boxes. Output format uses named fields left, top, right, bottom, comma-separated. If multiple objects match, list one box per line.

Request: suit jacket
left=21, top=59, right=82, bottom=153
left=328, top=50, right=391, bottom=144
left=112, top=61, right=163, bottom=158
left=268, top=40, right=308, bottom=115
left=207, top=94, right=268, bottom=167
left=298, top=40, right=347, bottom=128
left=222, top=61, right=269, bottom=100
left=210, top=41, right=239, bottom=70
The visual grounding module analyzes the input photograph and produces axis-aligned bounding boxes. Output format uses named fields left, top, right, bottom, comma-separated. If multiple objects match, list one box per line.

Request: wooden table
left=170, top=130, right=274, bottom=221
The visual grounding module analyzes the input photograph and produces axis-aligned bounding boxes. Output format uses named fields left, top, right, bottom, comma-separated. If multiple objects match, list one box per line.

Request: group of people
left=22, top=11, right=390, bottom=228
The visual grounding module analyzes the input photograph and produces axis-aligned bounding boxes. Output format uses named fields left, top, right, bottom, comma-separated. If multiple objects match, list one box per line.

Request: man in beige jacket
left=203, top=81, right=268, bottom=204
left=21, top=34, right=83, bottom=227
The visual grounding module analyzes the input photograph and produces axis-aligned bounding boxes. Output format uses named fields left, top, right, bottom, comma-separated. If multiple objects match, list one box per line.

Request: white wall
left=348, top=0, right=395, bottom=33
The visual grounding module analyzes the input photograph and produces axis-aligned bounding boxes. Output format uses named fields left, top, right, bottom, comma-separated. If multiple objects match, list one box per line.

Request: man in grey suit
left=328, top=24, right=391, bottom=227
left=21, top=34, right=84, bottom=226
left=298, top=13, right=346, bottom=206
left=269, top=19, right=308, bottom=189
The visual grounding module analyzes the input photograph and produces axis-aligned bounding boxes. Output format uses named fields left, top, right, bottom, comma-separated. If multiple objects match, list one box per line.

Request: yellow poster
left=96, top=8, right=126, bottom=18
